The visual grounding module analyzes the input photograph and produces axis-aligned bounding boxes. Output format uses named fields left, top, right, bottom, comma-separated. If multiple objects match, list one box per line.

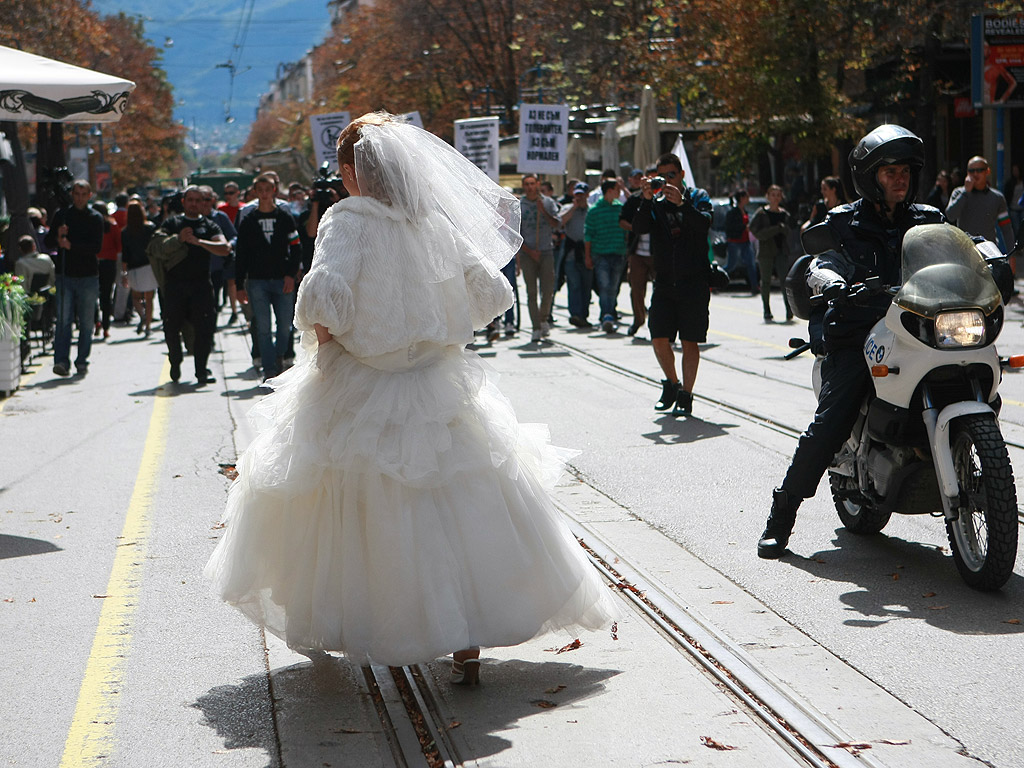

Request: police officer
left=757, top=125, right=945, bottom=559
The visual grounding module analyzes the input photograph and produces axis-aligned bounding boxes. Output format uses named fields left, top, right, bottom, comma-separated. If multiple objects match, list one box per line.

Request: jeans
left=519, top=249, right=554, bottom=330
left=592, top=252, right=625, bottom=321
left=725, top=241, right=757, bottom=289
left=54, top=275, right=99, bottom=369
left=563, top=238, right=592, bottom=321
left=498, top=258, right=517, bottom=326
left=247, top=278, right=296, bottom=375
left=97, top=259, right=117, bottom=330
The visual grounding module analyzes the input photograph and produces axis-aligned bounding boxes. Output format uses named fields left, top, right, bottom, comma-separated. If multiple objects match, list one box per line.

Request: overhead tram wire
left=219, top=0, right=257, bottom=123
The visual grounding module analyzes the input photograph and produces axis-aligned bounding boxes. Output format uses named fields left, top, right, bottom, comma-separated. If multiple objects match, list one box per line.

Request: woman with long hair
left=120, top=199, right=157, bottom=337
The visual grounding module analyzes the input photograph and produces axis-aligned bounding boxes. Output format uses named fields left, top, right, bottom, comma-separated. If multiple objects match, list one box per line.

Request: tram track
left=551, top=336, right=1024, bottom=525
left=355, top=496, right=894, bottom=768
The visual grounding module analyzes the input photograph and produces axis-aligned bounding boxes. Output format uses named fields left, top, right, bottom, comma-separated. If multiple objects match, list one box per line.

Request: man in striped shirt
left=585, top=179, right=628, bottom=333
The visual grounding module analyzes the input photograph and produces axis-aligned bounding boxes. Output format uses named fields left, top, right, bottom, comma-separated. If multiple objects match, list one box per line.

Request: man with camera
left=45, top=179, right=105, bottom=377
left=631, top=153, right=713, bottom=416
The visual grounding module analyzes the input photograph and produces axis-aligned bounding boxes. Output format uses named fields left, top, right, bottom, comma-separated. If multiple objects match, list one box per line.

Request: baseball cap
left=573, top=182, right=589, bottom=195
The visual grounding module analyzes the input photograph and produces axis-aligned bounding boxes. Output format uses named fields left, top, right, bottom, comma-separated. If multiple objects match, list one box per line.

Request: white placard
left=309, top=111, right=351, bottom=172
left=395, top=111, right=424, bottom=129
left=68, top=147, right=89, bottom=183
left=454, top=117, right=500, bottom=181
left=517, top=104, right=568, bottom=174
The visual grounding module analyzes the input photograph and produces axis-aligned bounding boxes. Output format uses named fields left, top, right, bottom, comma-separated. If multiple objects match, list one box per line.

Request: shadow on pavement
left=784, top=527, right=1024, bottom=636
left=641, top=413, right=734, bottom=445
left=192, top=672, right=279, bottom=767
left=0, top=534, right=62, bottom=560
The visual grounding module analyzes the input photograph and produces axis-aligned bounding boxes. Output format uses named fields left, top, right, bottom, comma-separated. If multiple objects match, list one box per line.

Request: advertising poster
left=454, top=117, right=500, bottom=181
left=517, top=104, right=569, bottom=175
left=972, top=13, right=1024, bottom=108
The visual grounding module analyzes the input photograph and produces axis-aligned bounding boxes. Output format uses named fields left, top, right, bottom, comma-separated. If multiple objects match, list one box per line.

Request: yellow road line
left=59, top=362, right=172, bottom=767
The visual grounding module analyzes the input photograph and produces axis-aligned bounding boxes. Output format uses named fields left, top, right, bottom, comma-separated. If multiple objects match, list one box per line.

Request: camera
left=312, top=161, right=343, bottom=194
left=41, top=165, right=75, bottom=208
left=649, top=176, right=665, bottom=194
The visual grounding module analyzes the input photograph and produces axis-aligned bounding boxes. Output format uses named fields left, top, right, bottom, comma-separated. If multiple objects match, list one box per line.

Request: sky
left=89, top=0, right=334, bottom=153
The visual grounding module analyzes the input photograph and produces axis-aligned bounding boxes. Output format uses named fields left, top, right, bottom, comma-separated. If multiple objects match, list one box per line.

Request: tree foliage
left=243, top=0, right=1019, bottom=181
left=0, top=1, right=184, bottom=189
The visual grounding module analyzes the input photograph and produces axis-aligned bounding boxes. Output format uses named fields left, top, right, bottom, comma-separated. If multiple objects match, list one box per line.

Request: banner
left=972, top=13, right=1024, bottom=108
left=517, top=104, right=569, bottom=174
left=309, top=111, right=351, bottom=171
left=455, top=117, right=500, bottom=181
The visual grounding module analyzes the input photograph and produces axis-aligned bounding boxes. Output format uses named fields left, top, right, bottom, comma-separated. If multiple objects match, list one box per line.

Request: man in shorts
left=631, top=153, right=713, bottom=416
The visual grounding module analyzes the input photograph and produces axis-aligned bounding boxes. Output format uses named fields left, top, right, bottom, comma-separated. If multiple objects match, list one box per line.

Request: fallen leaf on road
left=548, top=639, right=582, bottom=654
left=29, top=598, right=35, bottom=603
left=218, top=464, right=239, bottom=481
left=874, top=739, right=910, bottom=746
left=1004, top=619, right=1020, bottom=625
left=711, top=600, right=733, bottom=605
left=891, top=573, right=900, bottom=581
left=2, top=598, right=13, bottom=603
left=531, top=699, right=557, bottom=708
left=922, top=592, right=936, bottom=598
left=447, top=721, right=461, bottom=729
left=813, top=557, right=826, bottom=564
left=700, top=736, right=736, bottom=751
left=610, top=621, right=618, bottom=640
left=330, top=727, right=363, bottom=734
left=211, top=522, right=226, bottom=530
left=92, top=594, right=109, bottom=599
left=545, top=684, right=567, bottom=694
left=832, top=742, right=872, bottom=756
left=927, top=605, right=948, bottom=611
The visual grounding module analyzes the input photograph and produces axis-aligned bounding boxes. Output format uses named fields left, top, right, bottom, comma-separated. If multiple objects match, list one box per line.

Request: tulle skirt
left=204, top=338, right=615, bottom=666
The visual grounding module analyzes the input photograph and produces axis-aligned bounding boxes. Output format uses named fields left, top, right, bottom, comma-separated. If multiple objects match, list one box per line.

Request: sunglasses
left=967, top=167, right=987, bottom=173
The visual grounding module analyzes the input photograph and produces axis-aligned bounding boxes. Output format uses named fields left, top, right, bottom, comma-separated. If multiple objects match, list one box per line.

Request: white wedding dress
left=205, top=192, right=615, bottom=667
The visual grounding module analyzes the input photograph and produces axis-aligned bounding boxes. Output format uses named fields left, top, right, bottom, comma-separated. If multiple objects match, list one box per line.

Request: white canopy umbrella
left=632, top=85, right=660, bottom=171
left=0, top=45, right=135, bottom=123
left=566, top=135, right=586, bottom=183
left=601, top=120, right=619, bottom=173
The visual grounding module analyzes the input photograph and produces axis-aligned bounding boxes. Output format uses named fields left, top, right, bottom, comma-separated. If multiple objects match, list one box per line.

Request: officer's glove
left=821, top=281, right=848, bottom=305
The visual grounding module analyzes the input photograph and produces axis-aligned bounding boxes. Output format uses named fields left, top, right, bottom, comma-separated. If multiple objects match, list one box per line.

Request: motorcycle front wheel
left=830, top=473, right=892, bottom=534
left=946, top=413, right=1018, bottom=591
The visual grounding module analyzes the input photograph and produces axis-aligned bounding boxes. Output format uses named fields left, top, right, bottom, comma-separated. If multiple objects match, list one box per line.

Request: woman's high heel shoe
left=451, top=658, right=481, bottom=686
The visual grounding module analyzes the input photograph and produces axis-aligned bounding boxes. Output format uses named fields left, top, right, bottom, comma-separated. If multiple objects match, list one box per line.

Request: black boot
left=655, top=379, right=679, bottom=411
left=671, top=388, right=693, bottom=416
left=757, top=488, right=801, bottom=559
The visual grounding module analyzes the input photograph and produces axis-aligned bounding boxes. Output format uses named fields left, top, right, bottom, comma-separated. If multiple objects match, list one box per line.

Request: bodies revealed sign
left=517, top=104, right=568, bottom=175
left=455, top=117, right=499, bottom=181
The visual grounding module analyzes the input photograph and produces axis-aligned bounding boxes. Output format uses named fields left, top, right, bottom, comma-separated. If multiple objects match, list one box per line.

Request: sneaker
left=601, top=315, right=616, bottom=334
left=568, top=315, right=585, bottom=327
left=196, top=370, right=215, bottom=386
left=487, top=323, right=500, bottom=342
left=763, top=313, right=774, bottom=323
left=504, top=322, right=516, bottom=337
left=540, top=321, right=551, bottom=338
left=169, top=362, right=181, bottom=382
left=75, top=362, right=89, bottom=376
left=531, top=328, right=542, bottom=342
left=53, top=362, right=70, bottom=377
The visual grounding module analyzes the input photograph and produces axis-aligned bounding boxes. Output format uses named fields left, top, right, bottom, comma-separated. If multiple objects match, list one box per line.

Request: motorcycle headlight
left=934, top=310, right=986, bottom=348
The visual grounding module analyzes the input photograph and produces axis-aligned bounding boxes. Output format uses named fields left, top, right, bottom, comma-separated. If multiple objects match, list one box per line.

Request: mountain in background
left=89, top=0, right=332, bottom=155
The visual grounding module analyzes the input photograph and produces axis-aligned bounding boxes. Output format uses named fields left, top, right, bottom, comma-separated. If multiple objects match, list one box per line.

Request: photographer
left=631, top=153, right=713, bottom=416
left=44, top=179, right=105, bottom=377
left=303, top=163, right=346, bottom=242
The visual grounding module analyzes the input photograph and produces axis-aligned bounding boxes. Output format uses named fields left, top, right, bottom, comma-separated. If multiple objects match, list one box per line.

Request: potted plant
left=0, top=273, right=30, bottom=395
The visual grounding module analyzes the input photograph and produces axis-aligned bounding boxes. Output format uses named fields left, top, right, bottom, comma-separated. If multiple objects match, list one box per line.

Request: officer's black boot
left=655, top=379, right=679, bottom=411
left=757, top=488, right=801, bottom=559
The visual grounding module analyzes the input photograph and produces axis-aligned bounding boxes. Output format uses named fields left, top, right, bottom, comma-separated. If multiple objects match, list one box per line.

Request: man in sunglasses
left=946, top=156, right=1016, bottom=267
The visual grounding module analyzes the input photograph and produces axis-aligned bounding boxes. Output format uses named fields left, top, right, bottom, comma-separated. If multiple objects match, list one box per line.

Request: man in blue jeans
left=44, top=180, right=105, bottom=377
left=584, top=179, right=628, bottom=333
left=236, top=174, right=302, bottom=382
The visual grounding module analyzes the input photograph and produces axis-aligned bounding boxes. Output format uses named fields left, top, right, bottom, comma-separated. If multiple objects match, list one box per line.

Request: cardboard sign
left=455, top=116, right=500, bottom=181
left=517, top=104, right=569, bottom=174
left=395, top=111, right=424, bottom=129
left=309, top=111, right=351, bottom=172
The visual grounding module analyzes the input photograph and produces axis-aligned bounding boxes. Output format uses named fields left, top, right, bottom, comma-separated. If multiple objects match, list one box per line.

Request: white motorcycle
left=793, top=224, right=1021, bottom=591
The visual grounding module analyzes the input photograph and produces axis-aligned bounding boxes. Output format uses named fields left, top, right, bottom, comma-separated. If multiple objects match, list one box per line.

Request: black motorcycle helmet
left=848, top=125, right=924, bottom=206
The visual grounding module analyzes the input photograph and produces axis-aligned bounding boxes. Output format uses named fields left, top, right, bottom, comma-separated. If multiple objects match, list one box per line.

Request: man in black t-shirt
left=149, top=186, right=230, bottom=385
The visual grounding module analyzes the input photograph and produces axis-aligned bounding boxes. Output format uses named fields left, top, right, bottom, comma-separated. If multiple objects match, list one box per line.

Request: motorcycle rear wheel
left=946, top=413, right=1018, bottom=591
left=830, top=474, right=892, bottom=534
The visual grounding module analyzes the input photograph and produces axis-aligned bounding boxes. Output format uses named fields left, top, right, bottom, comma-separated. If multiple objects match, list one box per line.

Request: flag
left=671, top=134, right=695, bottom=189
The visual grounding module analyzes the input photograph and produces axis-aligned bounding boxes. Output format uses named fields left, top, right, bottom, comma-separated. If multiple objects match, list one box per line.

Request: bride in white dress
left=205, top=111, right=615, bottom=684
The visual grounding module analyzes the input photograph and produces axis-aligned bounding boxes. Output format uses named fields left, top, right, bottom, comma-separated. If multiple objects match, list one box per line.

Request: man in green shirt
left=585, top=180, right=628, bottom=333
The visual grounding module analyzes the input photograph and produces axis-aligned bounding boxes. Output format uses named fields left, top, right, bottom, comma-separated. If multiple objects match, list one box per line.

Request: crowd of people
left=11, top=172, right=342, bottom=385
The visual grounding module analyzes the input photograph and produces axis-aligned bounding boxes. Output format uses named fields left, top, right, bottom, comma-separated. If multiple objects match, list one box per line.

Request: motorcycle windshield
left=894, top=224, right=1002, bottom=318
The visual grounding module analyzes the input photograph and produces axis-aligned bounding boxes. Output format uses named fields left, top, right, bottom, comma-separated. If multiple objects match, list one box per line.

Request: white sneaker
left=531, top=328, right=542, bottom=342
left=504, top=322, right=516, bottom=336
left=540, top=321, right=551, bottom=338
